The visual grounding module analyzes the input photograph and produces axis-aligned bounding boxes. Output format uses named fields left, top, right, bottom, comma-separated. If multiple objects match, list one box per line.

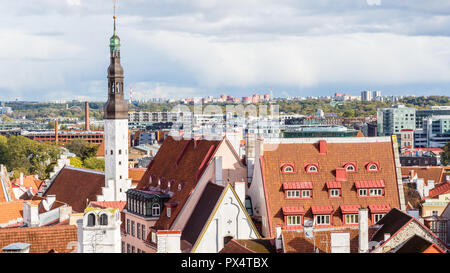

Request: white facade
left=78, top=207, right=122, bottom=253
left=102, top=119, right=131, bottom=201
left=192, top=185, right=259, bottom=253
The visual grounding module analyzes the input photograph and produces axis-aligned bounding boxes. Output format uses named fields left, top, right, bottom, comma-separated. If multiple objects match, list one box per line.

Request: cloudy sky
left=1, top=0, right=450, bottom=101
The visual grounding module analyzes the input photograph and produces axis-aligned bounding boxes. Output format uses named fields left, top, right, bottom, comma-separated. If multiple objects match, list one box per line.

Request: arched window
left=345, top=164, right=356, bottom=172
left=152, top=203, right=160, bottom=216
left=87, top=213, right=96, bottom=227
left=99, top=214, right=108, bottom=226
left=367, top=163, right=379, bottom=171
left=281, top=164, right=294, bottom=173
left=306, top=164, right=318, bottom=173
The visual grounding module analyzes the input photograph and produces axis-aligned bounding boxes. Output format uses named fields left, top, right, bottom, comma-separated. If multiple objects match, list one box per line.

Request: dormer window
left=306, top=164, right=319, bottom=173
left=281, top=164, right=295, bottom=173
left=344, top=163, right=356, bottom=172
left=152, top=203, right=160, bottom=216
left=367, top=162, right=379, bottom=172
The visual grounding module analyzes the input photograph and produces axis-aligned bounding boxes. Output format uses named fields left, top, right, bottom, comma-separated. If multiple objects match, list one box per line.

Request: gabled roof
left=259, top=138, right=401, bottom=236
left=11, top=175, right=43, bottom=193
left=43, top=166, right=105, bottom=213
left=370, top=208, right=413, bottom=242
left=181, top=182, right=224, bottom=247
left=0, top=200, right=27, bottom=225
left=0, top=225, right=77, bottom=253
left=0, top=165, right=16, bottom=202
left=395, top=235, right=444, bottom=253
left=220, top=239, right=276, bottom=253
left=137, top=136, right=222, bottom=230
left=426, top=182, right=450, bottom=199
left=128, top=168, right=146, bottom=187
left=401, top=167, right=444, bottom=185
left=89, top=201, right=127, bottom=211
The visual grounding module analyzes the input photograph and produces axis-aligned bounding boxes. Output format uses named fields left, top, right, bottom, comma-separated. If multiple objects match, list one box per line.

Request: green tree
left=66, top=139, right=99, bottom=161
left=441, top=142, right=450, bottom=166
left=70, top=157, right=84, bottom=168
left=83, top=157, right=105, bottom=171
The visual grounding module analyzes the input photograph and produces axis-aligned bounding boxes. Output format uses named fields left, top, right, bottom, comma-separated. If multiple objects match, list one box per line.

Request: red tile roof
left=0, top=166, right=16, bottom=203
left=89, top=201, right=127, bottom=211
left=43, top=166, right=105, bottom=213
left=11, top=175, right=43, bottom=193
left=401, top=167, right=444, bottom=185
left=0, top=225, right=78, bottom=253
left=260, top=138, right=401, bottom=237
left=128, top=168, right=146, bottom=186
left=326, top=181, right=342, bottom=189
left=354, top=180, right=385, bottom=188
left=283, top=182, right=313, bottom=190
left=137, top=136, right=221, bottom=230
left=368, top=204, right=391, bottom=213
left=282, top=206, right=305, bottom=215
left=311, top=205, right=334, bottom=214
left=340, top=204, right=361, bottom=214
left=220, top=239, right=276, bottom=253
left=426, top=182, right=450, bottom=199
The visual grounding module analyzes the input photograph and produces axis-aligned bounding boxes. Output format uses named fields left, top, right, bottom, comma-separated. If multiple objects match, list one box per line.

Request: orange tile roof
left=0, top=225, right=77, bottom=253
left=137, top=136, right=221, bottom=230
left=283, top=182, right=313, bottom=190
left=128, top=168, right=146, bottom=186
left=260, top=139, right=401, bottom=237
left=368, top=204, right=391, bottom=213
left=282, top=206, right=305, bottom=215
left=326, top=181, right=342, bottom=189
left=340, top=204, right=361, bottom=214
left=89, top=201, right=127, bottom=211
left=11, top=175, right=43, bottom=192
left=401, top=167, right=444, bottom=185
left=354, top=180, right=386, bottom=188
left=0, top=201, right=25, bottom=225
left=426, top=182, right=450, bottom=199
left=311, top=205, right=334, bottom=214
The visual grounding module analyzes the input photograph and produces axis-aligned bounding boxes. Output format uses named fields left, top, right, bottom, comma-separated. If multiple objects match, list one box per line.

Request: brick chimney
left=358, top=208, right=369, bottom=253
left=85, top=102, right=90, bottom=131
left=55, top=121, right=59, bottom=143
left=319, top=140, right=327, bottom=155
left=336, top=168, right=347, bottom=182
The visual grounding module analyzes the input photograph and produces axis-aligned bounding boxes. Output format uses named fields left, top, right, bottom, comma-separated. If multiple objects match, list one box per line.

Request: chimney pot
left=20, top=173, right=24, bottom=186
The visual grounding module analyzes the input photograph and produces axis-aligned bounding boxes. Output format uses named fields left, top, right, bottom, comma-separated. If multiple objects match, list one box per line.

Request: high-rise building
left=361, top=90, right=373, bottom=101
left=377, top=105, right=416, bottom=137
left=102, top=11, right=131, bottom=201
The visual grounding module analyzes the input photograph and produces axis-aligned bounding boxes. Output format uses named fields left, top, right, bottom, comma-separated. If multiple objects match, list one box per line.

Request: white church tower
left=99, top=5, right=131, bottom=202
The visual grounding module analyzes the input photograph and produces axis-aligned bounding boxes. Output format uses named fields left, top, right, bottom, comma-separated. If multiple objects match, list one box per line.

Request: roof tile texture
left=261, top=140, right=401, bottom=236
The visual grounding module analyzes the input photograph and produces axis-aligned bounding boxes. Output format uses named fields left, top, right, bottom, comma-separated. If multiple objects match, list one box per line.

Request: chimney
left=23, top=201, right=40, bottom=227
left=416, top=178, right=424, bottom=199
left=275, top=226, right=283, bottom=253
left=424, top=187, right=430, bottom=198
left=336, top=168, right=347, bottom=182
left=20, top=173, right=24, bottom=186
left=427, top=180, right=435, bottom=190
left=233, top=181, right=246, bottom=204
left=384, top=233, right=391, bottom=242
left=319, top=140, right=327, bottom=155
left=156, top=230, right=181, bottom=253
left=43, top=194, right=56, bottom=211
left=85, top=102, right=90, bottom=131
left=358, top=208, right=369, bottom=253
left=59, top=206, right=72, bottom=223
left=55, top=121, right=59, bottom=143
left=215, top=156, right=223, bottom=186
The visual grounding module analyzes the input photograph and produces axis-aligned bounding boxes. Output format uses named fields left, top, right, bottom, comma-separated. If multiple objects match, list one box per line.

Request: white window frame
left=286, top=215, right=302, bottom=226
left=315, top=214, right=331, bottom=225
left=286, top=190, right=300, bottom=198
left=359, top=189, right=368, bottom=196
left=301, top=190, right=311, bottom=198
left=307, top=165, right=318, bottom=173
left=368, top=164, right=378, bottom=171
left=152, top=203, right=160, bottom=216
left=346, top=164, right=355, bottom=172
left=373, top=213, right=385, bottom=223
left=283, top=166, right=294, bottom=173
left=330, top=189, right=340, bottom=197
left=369, top=188, right=383, bottom=196
left=345, top=214, right=359, bottom=224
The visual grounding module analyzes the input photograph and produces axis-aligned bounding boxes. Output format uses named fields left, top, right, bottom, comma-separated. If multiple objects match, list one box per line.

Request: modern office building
left=377, top=105, right=416, bottom=137
left=416, top=106, right=450, bottom=128
left=414, top=115, right=450, bottom=148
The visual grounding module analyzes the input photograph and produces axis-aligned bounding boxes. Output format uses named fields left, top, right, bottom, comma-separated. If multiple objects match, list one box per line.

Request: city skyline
left=1, top=1, right=450, bottom=102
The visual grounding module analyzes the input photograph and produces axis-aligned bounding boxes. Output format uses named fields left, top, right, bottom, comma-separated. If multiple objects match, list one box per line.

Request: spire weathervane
left=113, top=0, right=117, bottom=34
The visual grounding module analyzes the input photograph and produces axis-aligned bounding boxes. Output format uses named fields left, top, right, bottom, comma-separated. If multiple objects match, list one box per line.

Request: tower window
left=111, top=150, right=114, bottom=155
left=99, top=214, right=108, bottom=226
left=119, top=149, right=122, bottom=155
left=87, top=214, right=96, bottom=227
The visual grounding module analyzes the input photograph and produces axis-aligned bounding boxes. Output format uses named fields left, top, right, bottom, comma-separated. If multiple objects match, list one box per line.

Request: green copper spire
left=110, top=1, right=120, bottom=52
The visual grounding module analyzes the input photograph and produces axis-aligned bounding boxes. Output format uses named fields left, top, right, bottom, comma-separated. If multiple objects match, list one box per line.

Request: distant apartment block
left=414, top=115, right=450, bottom=148
left=377, top=105, right=416, bottom=137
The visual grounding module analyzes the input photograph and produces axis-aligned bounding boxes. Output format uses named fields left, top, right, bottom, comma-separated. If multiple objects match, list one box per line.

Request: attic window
left=306, top=164, right=318, bottom=173
left=367, top=163, right=379, bottom=172
left=345, top=163, right=356, bottom=172
left=281, top=164, right=294, bottom=173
